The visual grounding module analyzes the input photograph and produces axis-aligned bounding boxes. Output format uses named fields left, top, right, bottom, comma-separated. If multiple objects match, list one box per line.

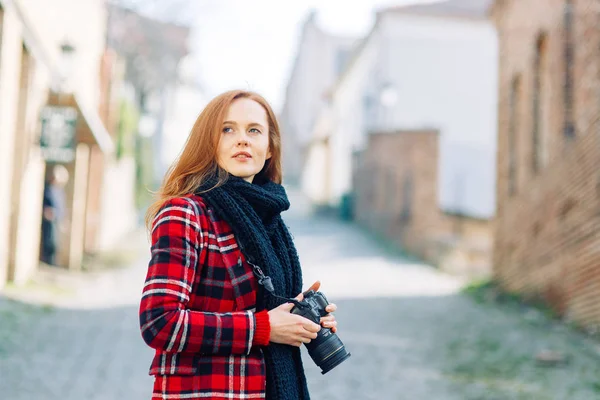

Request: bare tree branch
left=108, top=0, right=200, bottom=26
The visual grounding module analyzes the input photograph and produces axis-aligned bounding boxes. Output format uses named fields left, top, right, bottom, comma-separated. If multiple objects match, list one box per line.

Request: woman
left=140, top=90, right=338, bottom=399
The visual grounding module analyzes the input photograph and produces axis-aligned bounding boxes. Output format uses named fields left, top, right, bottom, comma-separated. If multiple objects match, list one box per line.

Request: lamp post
left=59, top=40, right=76, bottom=95
left=378, top=83, right=398, bottom=130
left=41, top=40, right=78, bottom=164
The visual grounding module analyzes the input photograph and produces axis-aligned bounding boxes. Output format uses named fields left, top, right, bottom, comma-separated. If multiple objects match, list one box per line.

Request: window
left=508, top=76, right=520, bottom=196
left=386, top=167, right=396, bottom=216
left=400, top=171, right=413, bottom=222
left=362, top=93, right=374, bottom=132
left=532, top=34, right=547, bottom=173
left=563, top=0, right=575, bottom=138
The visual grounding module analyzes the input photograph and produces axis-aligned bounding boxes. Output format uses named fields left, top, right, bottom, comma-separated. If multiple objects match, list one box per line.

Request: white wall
left=327, top=30, right=381, bottom=206
left=372, top=13, right=498, bottom=218
left=304, top=12, right=499, bottom=218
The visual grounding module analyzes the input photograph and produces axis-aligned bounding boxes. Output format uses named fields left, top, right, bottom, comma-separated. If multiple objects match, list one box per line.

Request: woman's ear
left=266, top=148, right=272, bottom=160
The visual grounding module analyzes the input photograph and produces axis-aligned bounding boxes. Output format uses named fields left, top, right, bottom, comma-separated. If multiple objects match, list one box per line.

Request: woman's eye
left=249, top=128, right=261, bottom=134
left=222, top=127, right=233, bottom=133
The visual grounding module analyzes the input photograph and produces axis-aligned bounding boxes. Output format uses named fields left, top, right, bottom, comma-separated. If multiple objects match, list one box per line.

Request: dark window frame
left=532, top=34, right=547, bottom=173
left=508, top=76, right=521, bottom=196
left=563, top=0, right=575, bottom=138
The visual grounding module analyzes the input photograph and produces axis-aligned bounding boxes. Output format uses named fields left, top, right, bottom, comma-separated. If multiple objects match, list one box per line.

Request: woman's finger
left=325, top=303, right=337, bottom=313
left=304, top=281, right=321, bottom=295
left=320, top=320, right=337, bottom=329
left=301, top=319, right=321, bottom=333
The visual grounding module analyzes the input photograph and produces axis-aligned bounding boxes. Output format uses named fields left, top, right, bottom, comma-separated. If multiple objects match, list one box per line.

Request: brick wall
left=435, top=212, right=493, bottom=278
left=353, top=130, right=493, bottom=277
left=492, top=0, right=600, bottom=328
left=354, top=130, right=440, bottom=256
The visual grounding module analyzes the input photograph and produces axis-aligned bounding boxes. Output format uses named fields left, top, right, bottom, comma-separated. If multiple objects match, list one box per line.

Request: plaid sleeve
left=139, top=197, right=261, bottom=356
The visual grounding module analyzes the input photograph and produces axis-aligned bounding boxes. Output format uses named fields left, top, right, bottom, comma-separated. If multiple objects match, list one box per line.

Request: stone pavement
left=0, top=228, right=153, bottom=400
left=1, top=190, right=599, bottom=399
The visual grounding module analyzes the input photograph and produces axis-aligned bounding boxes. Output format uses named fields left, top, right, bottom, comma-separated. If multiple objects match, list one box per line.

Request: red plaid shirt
left=140, top=195, right=271, bottom=399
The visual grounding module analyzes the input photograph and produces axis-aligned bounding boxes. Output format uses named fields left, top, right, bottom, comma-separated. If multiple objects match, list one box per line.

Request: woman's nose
left=236, top=132, right=250, bottom=146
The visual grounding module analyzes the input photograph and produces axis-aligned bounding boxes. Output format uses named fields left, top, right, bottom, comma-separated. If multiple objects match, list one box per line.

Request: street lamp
left=378, top=83, right=398, bottom=130
left=379, top=83, right=398, bottom=108
left=59, top=40, right=76, bottom=93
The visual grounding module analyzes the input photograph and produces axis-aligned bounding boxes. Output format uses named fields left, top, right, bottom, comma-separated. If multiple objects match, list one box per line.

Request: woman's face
left=217, top=98, right=272, bottom=183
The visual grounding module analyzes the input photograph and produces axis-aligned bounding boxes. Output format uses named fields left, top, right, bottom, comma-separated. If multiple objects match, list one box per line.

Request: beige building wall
left=0, top=4, right=24, bottom=288
left=9, top=44, right=49, bottom=284
left=0, top=0, right=112, bottom=287
left=96, top=157, right=138, bottom=251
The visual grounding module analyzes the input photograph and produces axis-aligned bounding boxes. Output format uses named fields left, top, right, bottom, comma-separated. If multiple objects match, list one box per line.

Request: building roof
left=379, top=0, right=494, bottom=19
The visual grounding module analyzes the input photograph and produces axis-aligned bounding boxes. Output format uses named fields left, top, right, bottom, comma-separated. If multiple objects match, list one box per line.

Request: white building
left=300, top=0, right=498, bottom=219
left=279, top=11, right=358, bottom=185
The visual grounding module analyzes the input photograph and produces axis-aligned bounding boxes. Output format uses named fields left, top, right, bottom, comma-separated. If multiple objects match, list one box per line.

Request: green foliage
left=135, top=135, right=158, bottom=210
left=116, top=100, right=139, bottom=160
left=462, top=279, right=558, bottom=319
left=462, top=279, right=496, bottom=303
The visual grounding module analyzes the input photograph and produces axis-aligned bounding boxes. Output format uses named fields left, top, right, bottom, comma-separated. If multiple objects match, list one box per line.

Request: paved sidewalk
left=295, top=216, right=600, bottom=400
left=1, top=191, right=599, bottom=399
left=0, top=228, right=153, bottom=400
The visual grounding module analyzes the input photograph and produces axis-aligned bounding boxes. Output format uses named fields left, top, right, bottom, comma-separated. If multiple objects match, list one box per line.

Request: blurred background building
left=279, top=11, right=359, bottom=186
left=492, top=0, right=600, bottom=329
left=281, top=0, right=498, bottom=277
left=1, top=0, right=600, bottom=334
left=0, top=0, right=117, bottom=287
left=0, top=0, right=204, bottom=289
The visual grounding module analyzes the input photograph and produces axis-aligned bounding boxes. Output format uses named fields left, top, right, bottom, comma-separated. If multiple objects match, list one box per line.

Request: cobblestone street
left=1, top=191, right=599, bottom=400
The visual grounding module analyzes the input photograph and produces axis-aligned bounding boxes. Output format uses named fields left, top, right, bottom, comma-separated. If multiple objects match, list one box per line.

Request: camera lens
left=306, top=329, right=351, bottom=375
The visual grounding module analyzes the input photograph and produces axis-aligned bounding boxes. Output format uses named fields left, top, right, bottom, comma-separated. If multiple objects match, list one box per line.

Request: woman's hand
left=268, top=302, right=320, bottom=347
left=321, top=303, right=338, bottom=333
left=297, top=281, right=339, bottom=334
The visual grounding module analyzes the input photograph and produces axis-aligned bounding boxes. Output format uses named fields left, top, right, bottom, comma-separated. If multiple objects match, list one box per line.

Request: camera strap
left=243, top=258, right=309, bottom=309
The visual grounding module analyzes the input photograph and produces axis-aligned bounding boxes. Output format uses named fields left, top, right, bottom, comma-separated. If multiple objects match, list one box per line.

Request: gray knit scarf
left=197, top=173, right=311, bottom=400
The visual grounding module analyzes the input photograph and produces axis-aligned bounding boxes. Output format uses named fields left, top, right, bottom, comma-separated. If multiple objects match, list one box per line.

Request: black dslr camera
left=291, top=290, right=351, bottom=374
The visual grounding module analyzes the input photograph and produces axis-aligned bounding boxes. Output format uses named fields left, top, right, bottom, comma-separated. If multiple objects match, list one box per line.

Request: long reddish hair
left=145, top=90, right=283, bottom=231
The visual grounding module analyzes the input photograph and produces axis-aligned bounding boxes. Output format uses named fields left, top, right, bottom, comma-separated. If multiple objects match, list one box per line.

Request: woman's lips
left=233, top=152, right=252, bottom=160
